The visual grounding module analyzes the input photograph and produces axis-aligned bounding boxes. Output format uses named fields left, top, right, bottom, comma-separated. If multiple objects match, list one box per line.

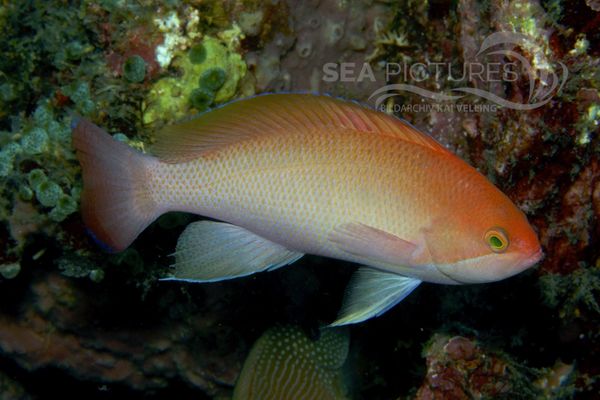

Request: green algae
left=188, top=43, right=207, bottom=64
left=189, top=87, right=215, bottom=111
left=198, top=67, right=227, bottom=92
left=143, top=36, right=247, bottom=124
left=539, top=265, right=600, bottom=318
left=0, top=262, right=20, bottom=280
left=123, top=55, right=147, bottom=83
left=57, top=254, right=105, bottom=282
left=0, top=2, right=92, bottom=123
left=0, top=100, right=81, bottom=245
left=62, top=81, right=95, bottom=116
left=50, top=195, right=78, bottom=222
left=21, top=128, right=49, bottom=155
left=35, top=181, right=63, bottom=208
left=18, top=186, right=33, bottom=201
left=27, top=169, right=47, bottom=190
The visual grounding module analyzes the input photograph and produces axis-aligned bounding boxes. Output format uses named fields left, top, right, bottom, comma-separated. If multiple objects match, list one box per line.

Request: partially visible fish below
left=72, top=93, right=543, bottom=326
left=233, top=325, right=350, bottom=400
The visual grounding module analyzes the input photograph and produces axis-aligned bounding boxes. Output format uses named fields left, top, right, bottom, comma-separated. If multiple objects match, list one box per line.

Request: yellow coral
left=143, top=36, right=248, bottom=126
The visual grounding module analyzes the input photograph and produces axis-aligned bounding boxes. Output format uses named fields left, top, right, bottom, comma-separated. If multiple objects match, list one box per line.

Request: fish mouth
left=524, top=248, right=544, bottom=267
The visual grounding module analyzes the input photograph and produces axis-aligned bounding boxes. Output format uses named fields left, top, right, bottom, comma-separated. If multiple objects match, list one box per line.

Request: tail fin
left=72, top=118, right=161, bottom=252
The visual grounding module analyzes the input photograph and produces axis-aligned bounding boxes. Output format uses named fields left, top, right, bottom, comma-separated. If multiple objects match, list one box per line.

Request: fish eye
left=485, top=228, right=509, bottom=253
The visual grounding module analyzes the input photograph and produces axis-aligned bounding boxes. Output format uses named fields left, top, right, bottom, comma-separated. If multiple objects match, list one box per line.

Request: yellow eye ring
left=485, top=228, right=509, bottom=253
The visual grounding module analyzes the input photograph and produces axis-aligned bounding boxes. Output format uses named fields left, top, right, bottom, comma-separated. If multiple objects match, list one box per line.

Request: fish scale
left=150, top=129, right=436, bottom=259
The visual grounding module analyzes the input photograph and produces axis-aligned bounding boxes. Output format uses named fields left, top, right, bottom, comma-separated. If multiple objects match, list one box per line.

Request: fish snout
left=512, top=230, right=543, bottom=270
left=523, top=247, right=544, bottom=268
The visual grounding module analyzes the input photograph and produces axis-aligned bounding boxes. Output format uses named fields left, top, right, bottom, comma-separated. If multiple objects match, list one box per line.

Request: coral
left=199, top=67, right=227, bottom=92
left=0, top=271, right=245, bottom=396
left=6, top=200, right=42, bottom=246
left=154, top=11, right=186, bottom=68
left=56, top=254, right=104, bottom=282
left=50, top=195, right=78, bottom=223
left=0, top=370, right=30, bottom=400
left=35, top=181, right=63, bottom=208
left=575, top=102, right=600, bottom=145
left=238, top=10, right=264, bottom=37
left=0, top=82, right=17, bottom=103
left=539, top=265, right=600, bottom=318
left=0, top=1, right=92, bottom=123
left=104, top=26, right=163, bottom=82
left=366, top=28, right=409, bottom=62
left=27, top=169, right=47, bottom=191
left=499, top=1, right=555, bottom=73
left=244, top=0, right=394, bottom=100
left=414, top=334, right=551, bottom=399
left=0, top=101, right=81, bottom=229
left=0, top=1, right=256, bottom=395
left=534, top=361, right=578, bottom=399
left=143, top=36, right=248, bottom=125
left=586, top=0, right=600, bottom=11
left=20, top=128, right=49, bottom=155
left=188, top=43, right=207, bottom=64
left=153, top=8, right=202, bottom=69
left=18, top=186, right=33, bottom=202
left=0, top=102, right=80, bottom=229
left=534, top=158, right=599, bottom=274
left=0, top=0, right=598, bottom=398
left=373, top=0, right=600, bottom=280
left=189, top=87, right=215, bottom=111
left=0, top=262, right=20, bottom=280
left=0, top=144, right=19, bottom=177
left=350, top=4, right=600, bottom=396
left=61, top=81, right=95, bottom=115
left=122, top=55, right=147, bottom=83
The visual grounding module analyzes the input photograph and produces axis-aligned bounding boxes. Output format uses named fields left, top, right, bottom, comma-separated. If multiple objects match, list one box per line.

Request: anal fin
left=329, top=267, right=421, bottom=326
left=163, top=221, right=303, bottom=282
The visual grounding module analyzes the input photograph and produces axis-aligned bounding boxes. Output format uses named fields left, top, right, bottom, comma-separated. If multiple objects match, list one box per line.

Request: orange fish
left=72, top=94, right=542, bottom=325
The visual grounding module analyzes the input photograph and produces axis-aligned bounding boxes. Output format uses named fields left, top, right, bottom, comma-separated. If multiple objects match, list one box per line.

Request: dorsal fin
left=152, top=93, right=449, bottom=163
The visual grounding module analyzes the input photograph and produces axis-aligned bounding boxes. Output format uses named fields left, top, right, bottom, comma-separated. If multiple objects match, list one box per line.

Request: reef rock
left=245, top=0, right=393, bottom=101
left=414, top=335, right=512, bottom=399
left=0, top=271, right=245, bottom=396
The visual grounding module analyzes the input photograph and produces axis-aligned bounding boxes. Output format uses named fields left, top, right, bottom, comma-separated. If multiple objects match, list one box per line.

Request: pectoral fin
left=162, top=221, right=303, bottom=282
left=329, top=222, right=418, bottom=266
left=329, top=267, right=421, bottom=326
